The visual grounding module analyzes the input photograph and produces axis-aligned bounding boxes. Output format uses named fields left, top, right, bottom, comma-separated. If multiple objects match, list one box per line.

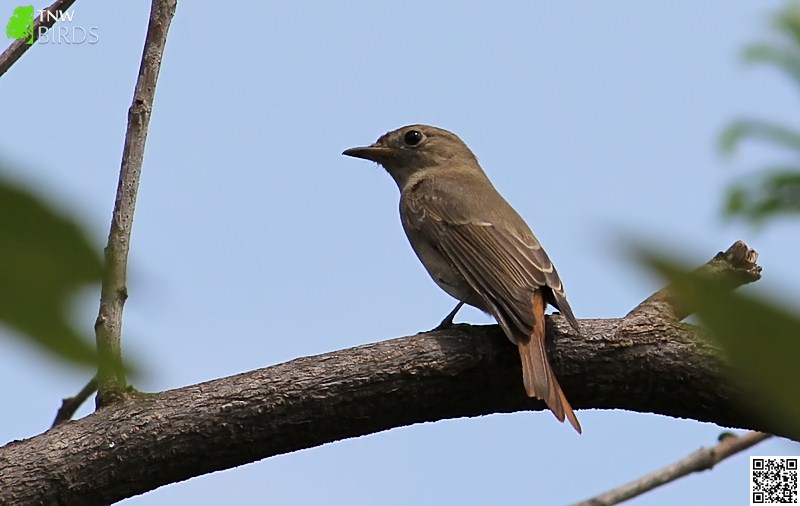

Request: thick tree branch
left=93, top=0, right=177, bottom=405
left=571, top=431, right=771, bottom=506
left=0, top=0, right=76, bottom=77
left=0, top=242, right=780, bottom=506
left=626, top=240, right=762, bottom=322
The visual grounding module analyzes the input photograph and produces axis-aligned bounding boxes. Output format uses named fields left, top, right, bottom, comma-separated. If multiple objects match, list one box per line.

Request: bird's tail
left=518, top=291, right=582, bottom=433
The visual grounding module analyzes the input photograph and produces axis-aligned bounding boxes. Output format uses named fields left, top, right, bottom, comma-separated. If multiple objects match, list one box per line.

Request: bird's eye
left=403, top=130, right=423, bottom=147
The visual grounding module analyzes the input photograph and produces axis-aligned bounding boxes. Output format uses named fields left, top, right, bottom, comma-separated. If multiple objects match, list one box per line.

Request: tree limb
left=0, top=242, right=780, bottom=506
left=571, top=431, right=771, bottom=506
left=626, top=240, right=762, bottom=322
left=0, top=0, right=76, bottom=77
left=93, top=0, right=177, bottom=406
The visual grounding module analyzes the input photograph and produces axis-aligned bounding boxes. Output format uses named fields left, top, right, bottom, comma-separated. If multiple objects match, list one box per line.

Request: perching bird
left=343, top=125, right=581, bottom=433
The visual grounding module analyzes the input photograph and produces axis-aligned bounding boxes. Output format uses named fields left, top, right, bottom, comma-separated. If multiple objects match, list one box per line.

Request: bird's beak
left=342, top=144, right=393, bottom=164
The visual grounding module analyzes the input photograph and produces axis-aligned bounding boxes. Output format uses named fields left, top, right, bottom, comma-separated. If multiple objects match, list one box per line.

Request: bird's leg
left=432, top=301, right=465, bottom=331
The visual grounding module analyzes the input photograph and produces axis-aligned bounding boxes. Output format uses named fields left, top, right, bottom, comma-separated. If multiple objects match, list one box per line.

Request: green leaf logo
left=6, top=5, right=34, bottom=45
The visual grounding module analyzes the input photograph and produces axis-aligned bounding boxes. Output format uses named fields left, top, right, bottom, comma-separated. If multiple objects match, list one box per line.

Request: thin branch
left=627, top=240, right=762, bottom=322
left=570, top=431, right=772, bottom=506
left=51, top=376, right=97, bottom=428
left=0, top=0, right=77, bottom=77
left=93, top=0, right=177, bottom=405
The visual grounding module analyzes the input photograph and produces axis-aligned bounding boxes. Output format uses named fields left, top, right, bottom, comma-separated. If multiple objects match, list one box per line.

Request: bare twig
left=570, top=431, right=772, bottom=506
left=93, top=0, right=177, bottom=406
left=51, top=376, right=97, bottom=427
left=0, top=0, right=77, bottom=77
left=627, top=240, right=762, bottom=322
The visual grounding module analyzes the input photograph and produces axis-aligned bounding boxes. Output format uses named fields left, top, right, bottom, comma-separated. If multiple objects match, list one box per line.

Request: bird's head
left=343, top=124, right=480, bottom=189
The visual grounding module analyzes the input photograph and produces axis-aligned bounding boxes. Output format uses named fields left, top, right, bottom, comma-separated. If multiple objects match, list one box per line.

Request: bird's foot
left=430, top=315, right=456, bottom=332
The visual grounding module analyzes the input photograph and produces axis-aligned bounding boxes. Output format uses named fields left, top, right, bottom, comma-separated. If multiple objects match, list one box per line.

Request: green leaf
left=724, top=168, right=800, bottom=223
left=743, top=44, right=800, bottom=87
left=641, top=252, right=800, bottom=439
left=776, top=2, right=800, bottom=47
left=0, top=175, right=102, bottom=368
left=722, top=4, right=800, bottom=228
left=719, top=119, right=800, bottom=156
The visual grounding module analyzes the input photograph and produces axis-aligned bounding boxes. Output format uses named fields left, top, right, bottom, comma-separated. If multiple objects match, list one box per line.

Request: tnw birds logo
left=5, top=5, right=34, bottom=45
left=4, top=5, right=99, bottom=45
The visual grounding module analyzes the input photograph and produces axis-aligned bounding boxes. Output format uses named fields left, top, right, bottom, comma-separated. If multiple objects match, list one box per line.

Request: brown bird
left=343, top=125, right=581, bottom=433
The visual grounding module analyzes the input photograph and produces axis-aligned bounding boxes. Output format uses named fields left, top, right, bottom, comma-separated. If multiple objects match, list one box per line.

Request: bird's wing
left=402, top=178, right=579, bottom=335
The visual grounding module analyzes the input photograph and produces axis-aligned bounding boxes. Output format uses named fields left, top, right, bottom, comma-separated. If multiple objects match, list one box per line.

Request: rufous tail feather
left=517, top=290, right=582, bottom=433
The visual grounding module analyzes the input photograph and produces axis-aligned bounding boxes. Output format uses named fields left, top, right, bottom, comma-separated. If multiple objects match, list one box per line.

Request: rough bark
left=0, top=242, right=778, bottom=505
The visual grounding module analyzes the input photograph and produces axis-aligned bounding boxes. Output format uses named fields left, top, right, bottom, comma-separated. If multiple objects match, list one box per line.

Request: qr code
left=751, top=457, right=798, bottom=505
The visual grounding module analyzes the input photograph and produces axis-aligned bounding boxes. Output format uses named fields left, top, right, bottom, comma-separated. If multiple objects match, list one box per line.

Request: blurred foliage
left=720, top=2, right=800, bottom=224
left=643, top=253, right=800, bottom=440
left=725, top=169, right=800, bottom=221
left=0, top=170, right=103, bottom=368
left=640, top=3, right=800, bottom=437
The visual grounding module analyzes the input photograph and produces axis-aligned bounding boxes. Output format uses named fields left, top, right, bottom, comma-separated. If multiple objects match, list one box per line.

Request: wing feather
left=402, top=177, right=579, bottom=334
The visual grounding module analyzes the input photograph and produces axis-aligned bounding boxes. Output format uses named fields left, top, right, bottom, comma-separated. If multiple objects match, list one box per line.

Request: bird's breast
left=402, top=224, right=476, bottom=303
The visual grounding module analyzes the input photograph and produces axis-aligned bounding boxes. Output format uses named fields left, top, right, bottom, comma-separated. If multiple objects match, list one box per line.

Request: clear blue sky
left=2, top=1, right=799, bottom=505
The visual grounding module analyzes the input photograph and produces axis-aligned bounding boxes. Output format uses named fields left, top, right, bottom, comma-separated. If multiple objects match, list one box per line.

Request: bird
left=343, top=124, right=581, bottom=433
